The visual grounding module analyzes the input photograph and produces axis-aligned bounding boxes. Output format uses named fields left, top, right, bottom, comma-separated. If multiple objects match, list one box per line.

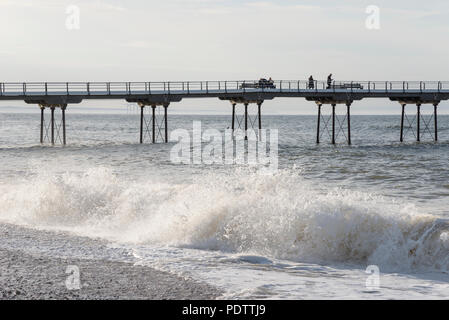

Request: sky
left=1, top=0, right=449, bottom=114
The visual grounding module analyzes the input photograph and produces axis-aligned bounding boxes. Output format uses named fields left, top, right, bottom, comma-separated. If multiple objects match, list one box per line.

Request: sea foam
left=0, top=166, right=447, bottom=272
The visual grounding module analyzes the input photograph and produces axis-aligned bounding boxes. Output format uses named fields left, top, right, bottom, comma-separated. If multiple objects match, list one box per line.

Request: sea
left=0, top=108, right=448, bottom=299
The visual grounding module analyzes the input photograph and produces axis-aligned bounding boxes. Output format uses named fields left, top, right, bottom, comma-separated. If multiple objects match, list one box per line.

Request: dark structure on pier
left=0, top=80, right=447, bottom=145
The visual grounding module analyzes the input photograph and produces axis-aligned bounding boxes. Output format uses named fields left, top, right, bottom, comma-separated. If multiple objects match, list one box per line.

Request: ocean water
left=0, top=110, right=448, bottom=299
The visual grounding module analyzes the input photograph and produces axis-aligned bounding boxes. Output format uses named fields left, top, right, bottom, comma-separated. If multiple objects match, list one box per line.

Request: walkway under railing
left=1, top=80, right=449, bottom=96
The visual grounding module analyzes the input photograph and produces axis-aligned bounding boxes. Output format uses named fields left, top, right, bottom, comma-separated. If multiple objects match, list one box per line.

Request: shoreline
left=0, top=224, right=222, bottom=300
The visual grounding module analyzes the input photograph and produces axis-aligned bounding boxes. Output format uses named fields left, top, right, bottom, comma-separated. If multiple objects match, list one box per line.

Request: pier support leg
left=40, top=106, right=45, bottom=144
left=231, top=103, right=236, bottom=134
left=434, top=103, right=438, bottom=142
left=400, top=104, right=405, bottom=142
left=257, top=101, right=262, bottom=140
left=50, top=107, right=55, bottom=145
left=331, top=104, right=336, bottom=145
left=152, top=105, right=156, bottom=144
left=140, top=105, right=144, bottom=144
left=316, top=104, right=322, bottom=144
left=164, top=104, right=168, bottom=143
left=62, top=104, right=67, bottom=145
left=347, top=103, right=352, bottom=145
left=417, top=103, right=421, bottom=142
left=244, top=102, right=248, bottom=140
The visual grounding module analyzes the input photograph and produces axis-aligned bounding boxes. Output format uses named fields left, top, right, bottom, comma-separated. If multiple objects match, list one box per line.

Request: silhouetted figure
left=327, top=74, right=333, bottom=89
left=308, top=76, right=314, bottom=89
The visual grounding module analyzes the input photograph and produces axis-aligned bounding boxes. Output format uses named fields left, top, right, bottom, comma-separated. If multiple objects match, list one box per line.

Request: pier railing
left=0, top=80, right=448, bottom=96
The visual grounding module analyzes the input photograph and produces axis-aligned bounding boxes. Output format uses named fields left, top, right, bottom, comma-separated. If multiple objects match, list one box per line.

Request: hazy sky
left=1, top=0, right=449, bottom=114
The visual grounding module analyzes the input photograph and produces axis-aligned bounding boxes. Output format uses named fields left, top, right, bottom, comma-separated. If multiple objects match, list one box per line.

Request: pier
left=1, top=80, right=448, bottom=145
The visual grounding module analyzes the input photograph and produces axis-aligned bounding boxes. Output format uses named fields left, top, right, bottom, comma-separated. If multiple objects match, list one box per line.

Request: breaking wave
left=0, top=166, right=447, bottom=272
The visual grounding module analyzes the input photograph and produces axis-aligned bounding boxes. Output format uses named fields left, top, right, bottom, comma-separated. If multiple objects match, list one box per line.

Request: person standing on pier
left=308, top=76, right=315, bottom=89
left=327, top=74, right=333, bottom=89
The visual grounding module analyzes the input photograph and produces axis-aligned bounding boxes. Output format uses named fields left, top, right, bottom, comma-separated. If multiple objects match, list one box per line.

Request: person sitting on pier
left=308, top=76, right=314, bottom=89
left=327, top=74, right=333, bottom=89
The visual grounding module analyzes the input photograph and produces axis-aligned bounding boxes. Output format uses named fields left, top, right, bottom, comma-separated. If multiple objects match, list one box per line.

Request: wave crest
left=0, top=167, right=447, bottom=272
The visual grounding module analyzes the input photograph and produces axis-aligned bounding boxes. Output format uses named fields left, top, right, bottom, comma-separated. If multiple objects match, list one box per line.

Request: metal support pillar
left=231, top=103, right=236, bottom=133
left=152, top=105, right=156, bottom=144
left=62, top=105, right=67, bottom=145
left=316, top=104, right=321, bottom=144
left=244, top=102, right=248, bottom=140
left=140, top=105, right=144, bottom=144
left=164, top=104, right=168, bottom=143
left=257, top=101, right=262, bottom=140
left=400, top=104, right=405, bottom=142
left=331, top=104, right=336, bottom=145
left=40, top=106, right=45, bottom=144
left=50, top=107, right=55, bottom=145
left=347, top=103, right=352, bottom=145
left=417, top=103, right=421, bottom=142
left=434, top=103, right=438, bottom=142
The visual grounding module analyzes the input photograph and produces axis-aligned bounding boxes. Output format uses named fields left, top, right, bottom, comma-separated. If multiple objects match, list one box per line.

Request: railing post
left=225, top=81, right=227, bottom=93
left=87, top=82, right=90, bottom=95
left=66, top=82, right=69, bottom=95
left=23, top=83, right=26, bottom=95
left=45, top=83, right=48, bottom=95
